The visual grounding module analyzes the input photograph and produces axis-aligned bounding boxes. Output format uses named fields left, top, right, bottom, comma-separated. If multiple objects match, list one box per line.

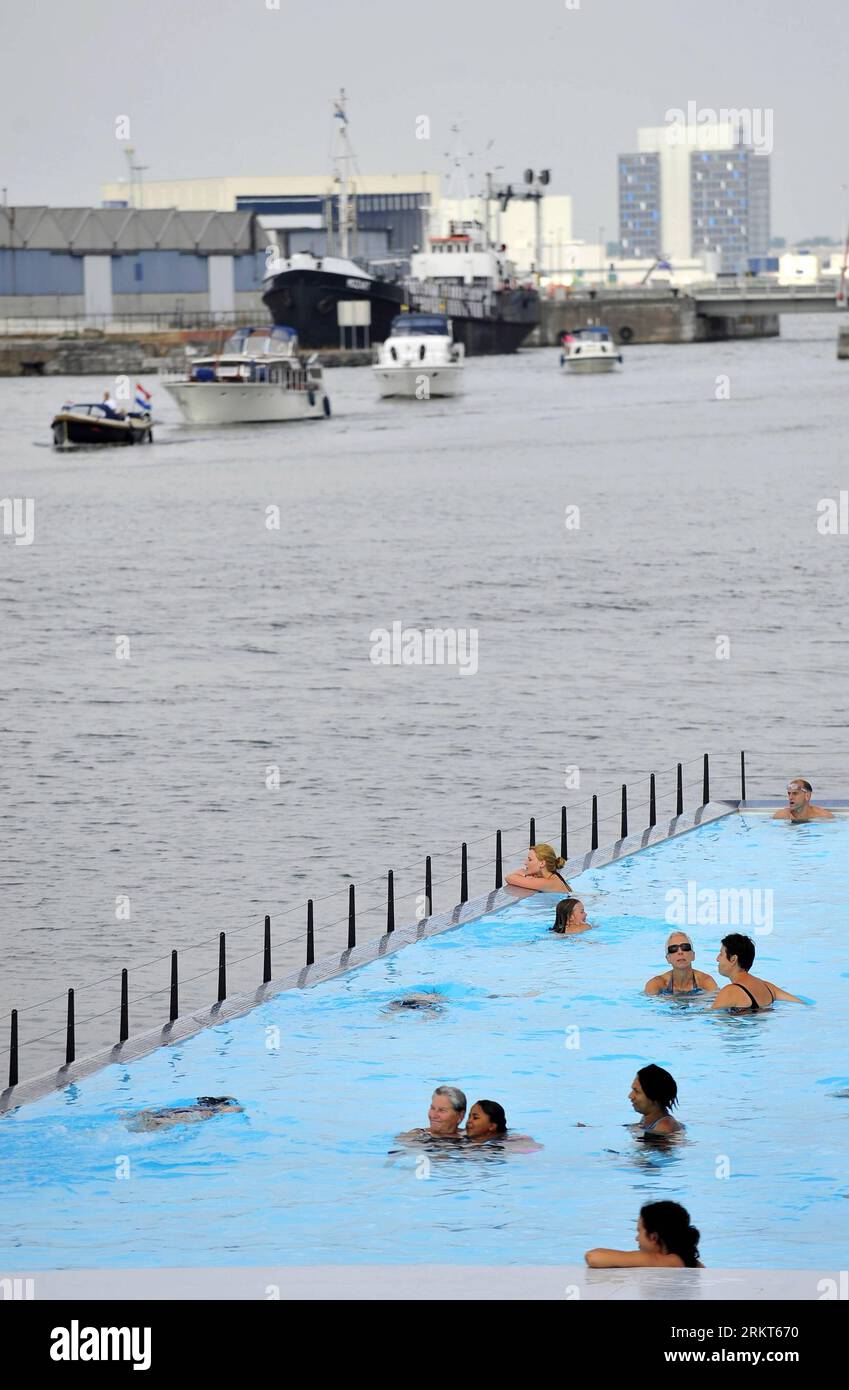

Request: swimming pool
left=2, top=812, right=847, bottom=1271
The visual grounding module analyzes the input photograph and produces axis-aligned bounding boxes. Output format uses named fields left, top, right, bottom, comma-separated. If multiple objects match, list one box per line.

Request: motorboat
left=559, top=326, right=622, bottom=374
left=51, top=403, right=153, bottom=447
left=373, top=313, right=464, bottom=398
left=163, top=326, right=330, bottom=424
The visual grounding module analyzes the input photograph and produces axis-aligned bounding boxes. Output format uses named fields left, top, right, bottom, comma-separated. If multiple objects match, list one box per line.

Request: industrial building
left=0, top=206, right=268, bottom=321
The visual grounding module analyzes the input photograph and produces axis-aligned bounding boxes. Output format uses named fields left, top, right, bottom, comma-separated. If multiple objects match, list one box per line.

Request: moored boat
left=373, top=313, right=464, bottom=398
left=163, top=326, right=330, bottom=425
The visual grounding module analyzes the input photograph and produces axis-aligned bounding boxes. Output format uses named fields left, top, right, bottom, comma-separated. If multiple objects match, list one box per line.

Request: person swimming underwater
left=126, top=1096, right=243, bottom=1131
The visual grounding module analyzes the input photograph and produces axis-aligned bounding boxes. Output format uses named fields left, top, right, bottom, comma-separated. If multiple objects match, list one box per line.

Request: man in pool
left=773, top=778, right=834, bottom=822
left=126, top=1096, right=243, bottom=1131
left=710, top=934, right=802, bottom=1011
left=396, top=1085, right=467, bottom=1143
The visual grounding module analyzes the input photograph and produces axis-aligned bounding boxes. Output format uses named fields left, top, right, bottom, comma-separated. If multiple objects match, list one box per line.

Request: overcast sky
left=1, top=0, right=846, bottom=243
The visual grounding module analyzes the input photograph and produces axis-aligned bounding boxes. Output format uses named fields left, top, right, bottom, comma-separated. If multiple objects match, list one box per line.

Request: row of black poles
left=6, top=751, right=747, bottom=1089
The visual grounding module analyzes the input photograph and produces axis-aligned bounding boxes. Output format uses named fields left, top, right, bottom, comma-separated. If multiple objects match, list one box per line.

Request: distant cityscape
left=1, top=111, right=846, bottom=324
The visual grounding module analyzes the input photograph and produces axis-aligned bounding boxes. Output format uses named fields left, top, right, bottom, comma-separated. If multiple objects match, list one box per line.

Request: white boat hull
left=164, top=381, right=328, bottom=424
left=373, top=365, right=464, bottom=398
left=563, top=357, right=620, bottom=374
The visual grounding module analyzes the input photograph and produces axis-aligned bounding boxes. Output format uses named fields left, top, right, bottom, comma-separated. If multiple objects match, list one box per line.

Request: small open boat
left=51, top=404, right=153, bottom=448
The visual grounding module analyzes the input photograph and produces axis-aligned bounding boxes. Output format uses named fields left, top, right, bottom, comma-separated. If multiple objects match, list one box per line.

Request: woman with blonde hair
left=506, top=843, right=571, bottom=894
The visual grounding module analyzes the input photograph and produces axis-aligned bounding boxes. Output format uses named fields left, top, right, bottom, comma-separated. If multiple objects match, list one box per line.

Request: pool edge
left=1, top=799, right=741, bottom=1115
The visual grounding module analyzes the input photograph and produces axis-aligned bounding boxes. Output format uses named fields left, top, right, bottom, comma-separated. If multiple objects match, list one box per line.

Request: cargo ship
left=262, top=224, right=539, bottom=356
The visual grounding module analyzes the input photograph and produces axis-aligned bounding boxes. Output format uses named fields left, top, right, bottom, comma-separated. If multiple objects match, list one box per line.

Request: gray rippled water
left=1, top=314, right=846, bottom=1078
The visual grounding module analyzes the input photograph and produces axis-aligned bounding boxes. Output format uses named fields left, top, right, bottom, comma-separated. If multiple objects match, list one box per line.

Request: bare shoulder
left=695, top=970, right=718, bottom=990
left=645, top=973, right=667, bottom=996
left=711, top=983, right=745, bottom=1009
left=812, top=806, right=836, bottom=819
left=772, top=809, right=790, bottom=819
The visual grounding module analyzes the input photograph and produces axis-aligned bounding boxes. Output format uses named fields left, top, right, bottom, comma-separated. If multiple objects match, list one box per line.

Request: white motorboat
left=559, top=326, right=622, bottom=374
left=163, top=326, right=330, bottom=424
left=373, top=313, right=464, bottom=398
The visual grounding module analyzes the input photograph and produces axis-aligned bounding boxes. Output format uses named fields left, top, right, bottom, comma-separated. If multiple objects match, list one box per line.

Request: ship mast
left=333, top=90, right=355, bottom=260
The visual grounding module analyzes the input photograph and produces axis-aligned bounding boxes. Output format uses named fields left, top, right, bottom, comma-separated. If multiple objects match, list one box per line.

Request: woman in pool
left=644, top=931, right=717, bottom=996
left=585, top=1201, right=703, bottom=1268
left=465, top=1099, right=541, bottom=1151
left=629, top=1064, right=683, bottom=1136
left=550, top=898, right=592, bottom=934
left=506, top=843, right=571, bottom=894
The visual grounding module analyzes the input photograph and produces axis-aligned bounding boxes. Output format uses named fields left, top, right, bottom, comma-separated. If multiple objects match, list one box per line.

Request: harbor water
left=1, top=316, right=847, bottom=1079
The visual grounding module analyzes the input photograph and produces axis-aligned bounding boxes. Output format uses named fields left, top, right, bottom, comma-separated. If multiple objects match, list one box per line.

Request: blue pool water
left=3, top=813, right=848, bottom=1270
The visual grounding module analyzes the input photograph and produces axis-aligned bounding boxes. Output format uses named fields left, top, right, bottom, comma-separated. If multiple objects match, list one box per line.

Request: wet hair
left=790, top=778, right=812, bottom=793
left=533, top=843, right=566, bottom=874
left=197, top=1096, right=238, bottom=1108
left=434, top=1085, right=467, bottom=1115
left=551, top=898, right=582, bottom=932
left=640, top=1201, right=701, bottom=1267
left=721, top=933, right=755, bottom=971
left=637, top=1065, right=678, bottom=1112
left=473, top=1099, right=507, bottom=1134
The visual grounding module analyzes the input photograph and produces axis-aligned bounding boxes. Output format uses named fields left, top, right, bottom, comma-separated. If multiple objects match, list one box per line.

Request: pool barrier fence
left=2, top=749, right=843, bottom=1113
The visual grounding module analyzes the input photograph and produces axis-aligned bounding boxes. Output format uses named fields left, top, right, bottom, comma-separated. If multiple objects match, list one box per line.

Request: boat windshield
left=573, top=327, right=613, bottom=340
left=389, top=314, right=450, bottom=336
left=222, top=326, right=298, bottom=356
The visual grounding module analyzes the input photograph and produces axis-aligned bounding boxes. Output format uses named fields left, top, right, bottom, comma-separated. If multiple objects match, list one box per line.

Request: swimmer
left=773, top=778, right=834, bottom=822
left=385, top=992, right=447, bottom=1013
left=126, top=1096, right=242, bottom=1132
left=465, top=1099, right=542, bottom=1151
left=585, top=1201, right=703, bottom=1268
left=550, top=898, right=593, bottom=934
left=628, top=1065, right=683, bottom=1137
left=644, top=931, right=717, bottom=996
left=710, top=933, right=802, bottom=1011
left=396, top=1085, right=466, bottom=1143
left=465, top=1100, right=508, bottom=1143
left=506, top=843, right=572, bottom=894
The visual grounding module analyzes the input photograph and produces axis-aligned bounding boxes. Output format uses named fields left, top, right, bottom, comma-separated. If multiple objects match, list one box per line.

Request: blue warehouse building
left=0, top=207, right=270, bottom=321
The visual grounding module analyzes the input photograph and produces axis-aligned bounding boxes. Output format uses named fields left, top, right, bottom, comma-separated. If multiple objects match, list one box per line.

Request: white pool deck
left=8, top=1265, right=845, bottom=1301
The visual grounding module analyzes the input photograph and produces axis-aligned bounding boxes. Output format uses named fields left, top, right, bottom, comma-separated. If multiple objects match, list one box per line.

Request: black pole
left=529, top=817, right=535, bottom=848
left=620, top=784, right=628, bottom=839
left=9, top=1010, right=18, bottom=1089
left=461, top=843, right=468, bottom=903
left=119, top=968, right=129, bottom=1043
left=703, top=753, right=710, bottom=805
left=676, top=763, right=683, bottom=816
left=263, top=915, right=272, bottom=984
left=560, top=806, right=568, bottom=862
left=306, top=899, right=315, bottom=966
left=386, top=870, right=395, bottom=934
left=347, top=884, right=356, bottom=949
left=217, top=933, right=226, bottom=1003
left=425, top=856, right=432, bottom=917
left=740, top=749, right=747, bottom=802
left=649, top=773, right=657, bottom=827
left=65, top=989, right=75, bottom=1067
left=169, top=950, right=178, bottom=1022
left=494, top=832, right=502, bottom=889
left=591, top=795, right=598, bottom=851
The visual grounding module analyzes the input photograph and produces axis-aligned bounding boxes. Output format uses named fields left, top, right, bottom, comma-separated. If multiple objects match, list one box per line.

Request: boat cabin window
left=389, top=314, right=450, bottom=336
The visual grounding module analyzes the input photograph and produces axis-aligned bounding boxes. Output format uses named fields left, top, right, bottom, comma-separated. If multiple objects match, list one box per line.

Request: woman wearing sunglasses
left=644, top=932, right=717, bottom=996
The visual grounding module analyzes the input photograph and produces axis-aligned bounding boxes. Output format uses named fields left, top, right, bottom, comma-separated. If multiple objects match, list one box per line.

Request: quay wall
left=535, top=296, right=780, bottom=346
left=0, top=333, right=374, bottom=377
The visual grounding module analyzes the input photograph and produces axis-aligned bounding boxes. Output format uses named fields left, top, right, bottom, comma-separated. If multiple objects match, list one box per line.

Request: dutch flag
left=135, top=383, right=152, bottom=411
